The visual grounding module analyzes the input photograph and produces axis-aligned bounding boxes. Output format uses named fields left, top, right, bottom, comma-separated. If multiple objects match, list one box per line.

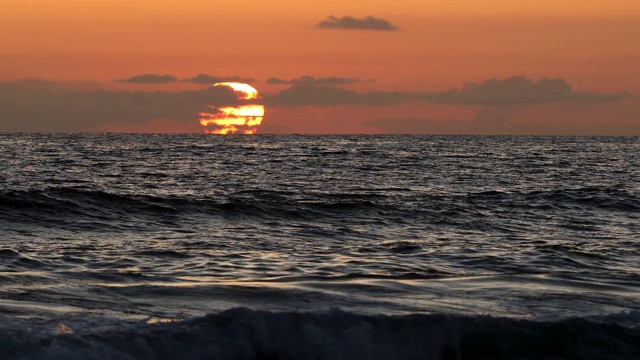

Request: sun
left=199, top=82, right=265, bottom=134
left=220, top=82, right=260, bottom=100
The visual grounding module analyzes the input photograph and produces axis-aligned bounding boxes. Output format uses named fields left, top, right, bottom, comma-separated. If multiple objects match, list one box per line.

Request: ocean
left=0, top=133, right=639, bottom=359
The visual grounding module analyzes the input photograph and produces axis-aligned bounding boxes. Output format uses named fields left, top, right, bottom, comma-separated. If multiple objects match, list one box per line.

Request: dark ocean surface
left=0, top=133, right=639, bottom=359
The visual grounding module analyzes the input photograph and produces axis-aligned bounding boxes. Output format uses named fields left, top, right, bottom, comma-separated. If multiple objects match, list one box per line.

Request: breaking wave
left=2, top=308, right=639, bottom=360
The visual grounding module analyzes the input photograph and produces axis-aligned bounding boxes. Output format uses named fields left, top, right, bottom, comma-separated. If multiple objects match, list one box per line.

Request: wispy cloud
left=183, top=74, right=256, bottom=85
left=117, top=73, right=178, bottom=84
left=317, top=15, right=399, bottom=31
left=266, top=75, right=359, bottom=85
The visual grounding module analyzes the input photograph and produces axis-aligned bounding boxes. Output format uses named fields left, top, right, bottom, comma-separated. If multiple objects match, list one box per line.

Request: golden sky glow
left=1, top=1, right=639, bottom=134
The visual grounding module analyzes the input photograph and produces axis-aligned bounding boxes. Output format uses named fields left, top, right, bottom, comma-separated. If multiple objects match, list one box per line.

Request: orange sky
left=1, top=0, right=639, bottom=134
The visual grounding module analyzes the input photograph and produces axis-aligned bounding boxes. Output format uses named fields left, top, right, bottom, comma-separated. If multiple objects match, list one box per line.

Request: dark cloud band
left=264, top=76, right=633, bottom=107
left=0, top=76, right=634, bottom=133
left=0, top=80, right=247, bottom=132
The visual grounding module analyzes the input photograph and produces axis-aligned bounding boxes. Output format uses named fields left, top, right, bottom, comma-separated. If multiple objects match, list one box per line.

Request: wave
left=0, top=187, right=396, bottom=226
left=0, top=308, right=638, bottom=360
left=467, top=186, right=640, bottom=212
left=1, top=186, right=638, bottom=230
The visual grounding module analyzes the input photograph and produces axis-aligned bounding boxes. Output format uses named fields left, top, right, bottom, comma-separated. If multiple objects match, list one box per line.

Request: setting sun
left=198, top=82, right=265, bottom=134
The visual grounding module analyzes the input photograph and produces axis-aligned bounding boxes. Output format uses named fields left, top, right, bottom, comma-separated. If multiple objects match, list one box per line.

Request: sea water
left=0, top=133, right=639, bottom=359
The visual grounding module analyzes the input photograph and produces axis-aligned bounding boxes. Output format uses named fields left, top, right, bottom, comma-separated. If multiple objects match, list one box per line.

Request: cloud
left=573, top=91, right=633, bottom=103
left=117, top=73, right=178, bottom=84
left=265, top=76, right=633, bottom=107
left=317, top=15, right=398, bottom=31
left=264, top=84, right=423, bottom=106
left=117, top=73, right=258, bottom=85
left=365, top=97, right=640, bottom=135
left=1, top=75, right=636, bottom=134
left=266, top=76, right=359, bottom=86
left=265, top=84, right=360, bottom=106
left=0, top=80, right=246, bottom=132
left=183, top=74, right=256, bottom=85
left=445, top=76, right=634, bottom=106
left=453, top=76, right=573, bottom=105
left=266, top=75, right=638, bottom=135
